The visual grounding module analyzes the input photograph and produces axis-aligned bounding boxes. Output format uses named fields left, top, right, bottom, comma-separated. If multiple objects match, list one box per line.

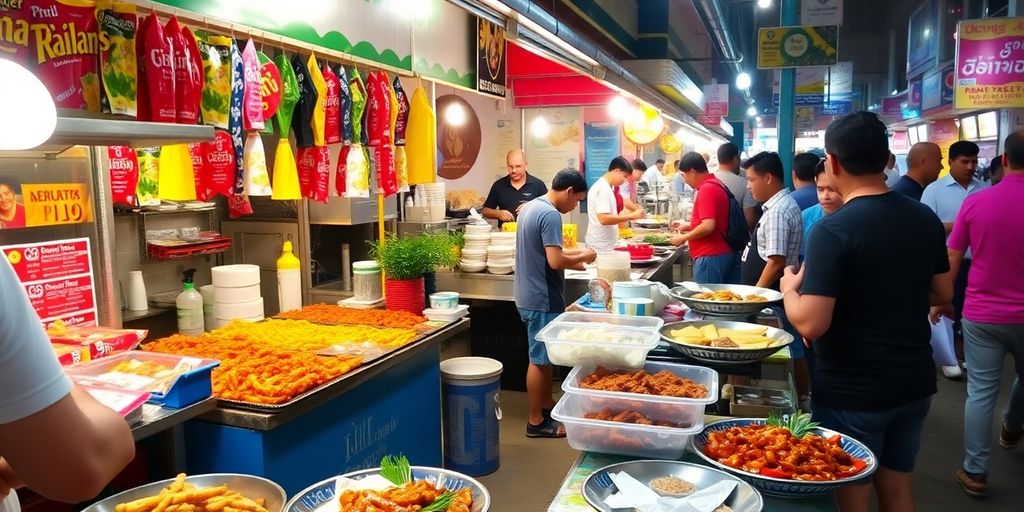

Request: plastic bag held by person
left=241, top=39, right=265, bottom=131
left=228, top=39, right=246, bottom=194
left=930, top=316, right=957, bottom=367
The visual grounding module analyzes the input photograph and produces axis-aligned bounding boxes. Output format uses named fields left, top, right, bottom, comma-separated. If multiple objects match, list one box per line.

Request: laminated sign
left=757, top=26, right=839, bottom=68
left=1, top=238, right=98, bottom=328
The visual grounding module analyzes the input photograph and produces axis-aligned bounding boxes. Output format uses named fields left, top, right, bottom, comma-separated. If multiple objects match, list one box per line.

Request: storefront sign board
left=954, top=17, right=1024, bottom=109
left=1, top=238, right=97, bottom=328
left=477, top=19, right=506, bottom=97
left=802, top=0, right=843, bottom=26
left=757, top=26, right=839, bottom=69
left=0, top=179, right=94, bottom=230
left=930, top=119, right=960, bottom=178
left=702, top=84, right=729, bottom=117
left=922, top=65, right=955, bottom=111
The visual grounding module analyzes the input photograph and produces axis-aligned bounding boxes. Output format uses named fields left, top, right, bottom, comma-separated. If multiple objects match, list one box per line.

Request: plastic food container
left=535, top=312, right=663, bottom=368
left=563, top=361, right=719, bottom=420
left=551, top=391, right=702, bottom=459
left=68, top=351, right=219, bottom=409
left=429, top=291, right=460, bottom=310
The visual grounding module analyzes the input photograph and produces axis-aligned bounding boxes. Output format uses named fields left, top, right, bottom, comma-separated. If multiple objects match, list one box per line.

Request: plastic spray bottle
left=176, top=268, right=204, bottom=335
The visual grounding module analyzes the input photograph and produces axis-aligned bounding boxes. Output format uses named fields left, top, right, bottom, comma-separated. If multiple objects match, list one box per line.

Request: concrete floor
left=465, top=362, right=1024, bottom=512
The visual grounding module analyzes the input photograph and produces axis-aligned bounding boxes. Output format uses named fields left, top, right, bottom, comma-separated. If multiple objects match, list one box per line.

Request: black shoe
left=1000, top=423, right=1023, bottom=449
left=526, top=417, right=566, bottom=438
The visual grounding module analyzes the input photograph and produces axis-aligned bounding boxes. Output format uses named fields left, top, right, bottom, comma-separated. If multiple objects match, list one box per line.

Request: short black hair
left=793, top=153, right=820, bottom=182
left=824, top=111, right=889, bottom=176
left=551, top=169, right=587, bottom=192
left=631, top=158, right=647, bottom=171
left=717, top=143, right=740, bottom=164
left=655, top=159, right=665, bottom=165
left=949, top=140, right=980, bottom=161
left=608, top=156, right=632, bottom=174
left=678, top=152, right=708, bottom=173
left=814, top=158, right=826, bottom=177
left=1006, top=130, right=1024, bottom=168
left=742, top=152, right=785, bottom=181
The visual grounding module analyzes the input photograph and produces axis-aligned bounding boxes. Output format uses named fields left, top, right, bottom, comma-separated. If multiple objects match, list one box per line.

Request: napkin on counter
left=602, top=472, right=737, bottom=512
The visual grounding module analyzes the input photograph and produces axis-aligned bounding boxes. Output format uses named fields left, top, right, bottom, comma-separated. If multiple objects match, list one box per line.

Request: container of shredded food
left=534, top=312, right=663, bottom=368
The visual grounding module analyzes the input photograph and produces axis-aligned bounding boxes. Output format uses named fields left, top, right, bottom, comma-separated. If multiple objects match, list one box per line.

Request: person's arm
left=741, top=188, right=759, bottom=231
left=671, top=218, right=715, bottom=246
left=781, top=266, right=838, bottom=340
left=781, top=226, right=843, bottom=340
left=757, top=255, right=787, bottom=289
left=597, top=209, right=643, bottom=225
left=546, top=246, right=596, bottom=271
left=0, top=388, right=135, bottom=503
left=481, top=182, right=513, bottom=222
left=941, top=222, right=954, bottom=234
left=930, top=206, right=967, bottom=321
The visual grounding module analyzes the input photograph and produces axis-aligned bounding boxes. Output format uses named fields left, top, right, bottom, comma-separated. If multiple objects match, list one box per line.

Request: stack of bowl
left=487, top=242, right=515, bottom=274
left=461, top=224, right=492, bottom=272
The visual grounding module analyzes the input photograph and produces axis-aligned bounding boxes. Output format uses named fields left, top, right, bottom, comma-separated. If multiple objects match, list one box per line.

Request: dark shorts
left=813, top=396, right=932, bottom=473
left=518, top=308, right=560, bottom=365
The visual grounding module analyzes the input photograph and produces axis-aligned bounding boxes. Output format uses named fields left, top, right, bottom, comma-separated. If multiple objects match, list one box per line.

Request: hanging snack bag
left=258, top=52, right=282, bottom=128
left=227, top=194, right=254, bottom=219
left=229, top=39, right=245, bottom=194
left=349, top=69, right=367, bottom=146
left=337, top=65, right=353, bottom=145
left=181, top=26, right=204, bottom=123
left=32, top=0, right=101, bottom=111
left=163, top=17, right=191, bottom=124
left=188, top=142, right=208, bottom=200
left=291, top=54, right=317, bottom=148
left=392, top=76, right=410, bottom=146
left=0, top=2, right=31, bottom=67
left=135, top=13, right=151, bottom=120
left=367, top=72, right=396, bottom=197
left=96, top=1, right=137, bottom=117
left=198, top=33, right=232, bottom=128
left=345, top=144, right=370, bottom=199
left=108, top=145, right=139, bottom=206
left=241, top=39, right=265, bottom=131
left=322, top=63, right=341, bottom=144
left=335, top=143, right=350, bottom=197
left=137, top=12, right=175, bottom=122
left=243, top=133, right=272, bottom=196
left=406, top=86, right=437, bottom=184
left=135, top=147, right=160, bottom=206
left=274, top=52, right=299, bottom=138
left=203, top=130, right=236, bottom=199
left=296, top=146, right=315, bottom=200
left=306, top=54, right=327, bottom=147
left=296, top=145, right=330, bottom=203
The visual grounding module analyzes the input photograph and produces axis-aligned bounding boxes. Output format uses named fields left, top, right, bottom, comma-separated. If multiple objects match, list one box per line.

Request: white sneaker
left=943, top=365, right=964, bottom=379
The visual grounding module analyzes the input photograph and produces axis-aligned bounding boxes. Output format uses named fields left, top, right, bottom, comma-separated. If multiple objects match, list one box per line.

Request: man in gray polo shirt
left=515, top=169, right=596, bottom=438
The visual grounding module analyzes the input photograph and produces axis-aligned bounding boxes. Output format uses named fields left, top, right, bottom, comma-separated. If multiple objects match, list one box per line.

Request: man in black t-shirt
left=781, top=112, right=952, bottom=512
left=482, top=149, right=548, bottom=226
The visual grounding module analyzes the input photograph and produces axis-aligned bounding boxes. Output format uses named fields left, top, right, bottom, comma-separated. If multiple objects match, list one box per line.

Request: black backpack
left=711, top=181, right=750, bottom=252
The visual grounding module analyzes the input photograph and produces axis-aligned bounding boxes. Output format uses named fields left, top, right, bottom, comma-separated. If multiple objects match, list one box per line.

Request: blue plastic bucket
left=440, top=357, right=503, bottom=476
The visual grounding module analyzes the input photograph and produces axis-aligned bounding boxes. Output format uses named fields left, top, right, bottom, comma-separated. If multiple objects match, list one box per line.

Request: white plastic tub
left=535, top=312, right=663, bottom=368
left=551, top=391, right=702, bottom=459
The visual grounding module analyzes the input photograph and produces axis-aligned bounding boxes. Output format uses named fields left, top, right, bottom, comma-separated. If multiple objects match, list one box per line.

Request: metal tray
left=82, top=474, right=287, bottom=512
left=582, top=460, right=763, bottom=512
left=659, top=320, right=792, bottom=365
left=670, top=284, right=782, bottom=315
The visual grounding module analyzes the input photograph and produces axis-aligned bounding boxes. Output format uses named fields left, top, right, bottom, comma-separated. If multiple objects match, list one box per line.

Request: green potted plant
left=370, top=233, right=458, bottom=315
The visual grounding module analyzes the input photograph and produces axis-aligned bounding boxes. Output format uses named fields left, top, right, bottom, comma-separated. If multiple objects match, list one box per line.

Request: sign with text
left=922, top=65, right=954, bottom=111
left=583, top=122, right=621, bottom=188
left=477, top=18, right=507, bottom=97
left=802, top=0, right=843, bottom=26
left=822, top=61, right=853, bottom=114
left=954, top=17, right=1024, bottom=109
left=23, top=183, right=94, bottom=228
left=758, top=26, right=839, bottom=68
left=930, top=119, right=960, bottom=178
left=1, top=238, right=97, bottom=328
left=796, top=67, right=825, bottom=105
left=702, top=83, right=729, bottom=117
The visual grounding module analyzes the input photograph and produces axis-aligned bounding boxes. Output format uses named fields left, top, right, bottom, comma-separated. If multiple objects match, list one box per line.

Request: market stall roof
left=508, top=42, right=616, bottom=108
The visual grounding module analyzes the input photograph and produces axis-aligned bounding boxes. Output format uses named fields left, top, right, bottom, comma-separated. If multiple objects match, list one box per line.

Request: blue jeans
left=518, top=308, right=560, bottom=365
left=962, top=319, right=1024, bottom=475
left=693, top=252, right=740, bottom=284
left=814, top=397, right=932, bottom=472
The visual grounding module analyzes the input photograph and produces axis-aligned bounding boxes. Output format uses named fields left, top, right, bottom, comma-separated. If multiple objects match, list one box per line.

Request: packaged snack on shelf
left=47, top=321, right=147, bottom=360
left=52, top=343, right=91, bottom=366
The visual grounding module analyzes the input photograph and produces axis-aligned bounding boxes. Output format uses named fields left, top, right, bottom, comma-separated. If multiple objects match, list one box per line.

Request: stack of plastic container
left=210, top=264, right=264, bottom=329
left=486, top=231, right=516, bottom=275
left=538, top=312, right=718, bottom=458
left=460, top=224, right=491, bottom=273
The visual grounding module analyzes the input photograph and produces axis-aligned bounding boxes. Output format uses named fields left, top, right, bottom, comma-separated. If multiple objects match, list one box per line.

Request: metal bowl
left=691, top=419, right=878, bottom=498
left=669, top=284, right=782, bottom=316
left=582, top=460, right=763, bottom=512
left=284, top=467, right=490, bottom=512
left=82, top=474, right=287, bottom=512
left=659, top=320, right=792, bottom=365
left=634, top=219, right=668, bottom=229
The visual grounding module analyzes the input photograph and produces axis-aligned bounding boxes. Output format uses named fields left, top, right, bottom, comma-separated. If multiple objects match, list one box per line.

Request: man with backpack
left=670, top=152, right=747, bottom=284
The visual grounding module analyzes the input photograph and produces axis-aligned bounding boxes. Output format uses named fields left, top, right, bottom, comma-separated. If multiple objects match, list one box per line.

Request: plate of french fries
left=659, top=321, right=793, bottom=365
left=82, top=473, right=287, bottom=512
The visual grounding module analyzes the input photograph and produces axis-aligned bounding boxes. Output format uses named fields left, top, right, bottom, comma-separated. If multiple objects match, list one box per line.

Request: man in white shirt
left=715, top=143, right=760, bottom=230
left=641, top=159, right=666, bottom=187
left=884, top=151, right=902, bottom=188
left=0, top=259, right=135, bottom=503
left=586, top=156, right=644, bottom=251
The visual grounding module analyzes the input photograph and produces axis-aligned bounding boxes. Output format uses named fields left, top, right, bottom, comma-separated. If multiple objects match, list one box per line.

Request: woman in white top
left=586, top=156, right=645, bottom=251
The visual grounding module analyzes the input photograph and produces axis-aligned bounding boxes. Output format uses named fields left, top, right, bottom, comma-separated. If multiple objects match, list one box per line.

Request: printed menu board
left=1, top=238, right=98, bottom=328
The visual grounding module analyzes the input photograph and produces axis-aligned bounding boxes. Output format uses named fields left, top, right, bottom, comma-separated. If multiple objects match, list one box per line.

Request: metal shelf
left=33, top=116, right=215, bottom=154
left=120, top=207, right=220, bottom=263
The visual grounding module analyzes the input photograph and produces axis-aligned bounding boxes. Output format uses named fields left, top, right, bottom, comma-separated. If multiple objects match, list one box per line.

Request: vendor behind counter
left=482, top=148, right=547, bottom=227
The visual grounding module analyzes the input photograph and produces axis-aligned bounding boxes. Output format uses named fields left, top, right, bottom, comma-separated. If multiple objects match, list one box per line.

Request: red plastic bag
left=227, top=194, right=254, bottom=218
left=31, top=0, right=100, bottom=111
left=181, top=26, right=205, bottom=124
left=322, top=63, right=342, bottom=144
left=165, top=17, right=200, bottom=125
left=188, top=142, right=209, bottom=200
left=241, top=39, right=265, bottom=131
left=297, top=146, right=330, bottom=203
left=138, top=13, right=175, bottom=122
left=203, top=131, right=236, bottom=199
left=335, top=144, right=350, bottom=197
left=108, top=146, right=139, bottom=207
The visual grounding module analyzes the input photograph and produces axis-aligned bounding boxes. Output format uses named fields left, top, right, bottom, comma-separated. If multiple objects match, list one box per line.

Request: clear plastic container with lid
left=535, top=312, right=663, bottom=368
left=353, top=260, right=382, bottom=301
left=596, top=251, right=631, bottom=283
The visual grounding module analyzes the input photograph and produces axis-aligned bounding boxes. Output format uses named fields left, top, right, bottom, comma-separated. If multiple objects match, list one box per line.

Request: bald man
left=893, top=142, right=944, bottom=201
left=482, top=149, right=548, bottom=226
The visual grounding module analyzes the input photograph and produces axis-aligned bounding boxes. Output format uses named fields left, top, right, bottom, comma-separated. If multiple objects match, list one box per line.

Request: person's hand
left=670, top=219, right=685, bottom=232
left=0, top=458, right=23, bottom=499
left=579, top=249, right=597, bottom=264
left=780, top=265, right=804, bottom=295
left=930, top=304, right=955, bottom=324
left=632, top=210, right=646, bottom=220
left=497, top=209, right=515, bottom=222
left=670, top=234, right=687, bottom=247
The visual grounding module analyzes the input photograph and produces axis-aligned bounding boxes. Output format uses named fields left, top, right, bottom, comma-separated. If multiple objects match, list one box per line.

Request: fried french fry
left=168, top=474, right=187, bottom=493
left=152, top=495, right=174, bottom=512
left=172, top=486, right=228, bottom=505
left=123, top=495, right=165, bottom=512
left=228, top=498, right=266, bottom=512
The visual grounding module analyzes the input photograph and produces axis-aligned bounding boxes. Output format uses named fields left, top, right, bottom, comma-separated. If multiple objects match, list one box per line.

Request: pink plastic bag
left=241, top=39, right=265, bottom=131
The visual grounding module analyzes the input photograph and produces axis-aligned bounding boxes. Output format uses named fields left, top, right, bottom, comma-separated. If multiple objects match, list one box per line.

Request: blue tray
left=68, top=351, right=219, bottom=409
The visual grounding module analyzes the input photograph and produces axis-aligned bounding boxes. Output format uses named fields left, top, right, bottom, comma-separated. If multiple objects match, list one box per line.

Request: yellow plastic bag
left=157, top=144, right=197, bottom=201
left=346, top=143, right=370, bottom=198
left=271, top=138, right=301, bottom=200
left=406, top=86, right=436, bottom=185
left=307, top=53, right=327, bottom=147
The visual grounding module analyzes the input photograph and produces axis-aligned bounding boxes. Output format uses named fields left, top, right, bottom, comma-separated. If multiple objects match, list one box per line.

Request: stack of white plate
left=460, top=224, right=492, bottom=272
left=490, top=231, right=516, bottom=245
left=210, top=264, right=265, bottom=329
left=487, top=244, right=516, bottom=274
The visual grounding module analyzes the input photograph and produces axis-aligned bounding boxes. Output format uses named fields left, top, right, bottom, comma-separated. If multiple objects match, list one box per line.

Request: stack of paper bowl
left=490, top=231, right=516, bottom=245
left=461, top=224, right=492, bottom=272
left=487, top=244, right=515, bottom=274
left=210, top=264, right=264, bottom=329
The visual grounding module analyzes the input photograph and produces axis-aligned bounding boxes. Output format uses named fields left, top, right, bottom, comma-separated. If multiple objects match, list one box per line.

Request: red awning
left=508, top=42, right=617, bottom=108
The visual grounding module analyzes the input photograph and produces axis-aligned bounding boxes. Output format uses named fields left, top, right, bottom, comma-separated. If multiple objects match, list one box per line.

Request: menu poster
left=1, top=238, right=98, bottom=328
left=0, top=178, right=94, bottom=230
left=476, top=18, right=507, bottom=98
left=583, top=122, right=621, bottom=189
left=524, top=108, right=581, bottom=185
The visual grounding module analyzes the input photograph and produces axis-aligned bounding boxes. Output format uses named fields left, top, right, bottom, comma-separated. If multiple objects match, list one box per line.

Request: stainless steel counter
left=131, top=398, right=217, bottom=441
left=437, top=246, right=688, bottom=303
left=197, top=318, right=470, bottom=431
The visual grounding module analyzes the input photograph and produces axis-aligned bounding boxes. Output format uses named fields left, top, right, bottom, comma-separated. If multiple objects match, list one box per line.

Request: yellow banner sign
left=954, top=17, right=1024, bottom=109
left=22, top=183, right=94, bottom=228
left=758, top=26, right=839, bottom=69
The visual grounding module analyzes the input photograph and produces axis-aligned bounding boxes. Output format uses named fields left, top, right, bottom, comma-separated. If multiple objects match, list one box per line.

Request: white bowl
left=460, top=261, right=486, bottom=273
left=487, top=258, right=514, bottom=267
left=490, top=232, right=516, bottom=242
left=488, top=265, right=514, bottom=275
left=461, top=248, right=487, bottom=259
left=464, top=233, right=491, bottom=242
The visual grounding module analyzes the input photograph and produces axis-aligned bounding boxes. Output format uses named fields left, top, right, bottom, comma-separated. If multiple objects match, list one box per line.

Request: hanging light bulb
left=757, top=0, right=773, bottom=9
left=736, top=72, right=752, bottom=90
left=443, top=102, right=466, bottom=126
left=530, top=115, right=550, bottom=138
left=0, top=60, right=57, bottom=150
left=608, top=95, right=629, bottom=119
left=747, top=106, right=758, bottom=117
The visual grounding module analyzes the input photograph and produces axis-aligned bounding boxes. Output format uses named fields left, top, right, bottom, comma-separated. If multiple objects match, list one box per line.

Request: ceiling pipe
left=691, top=0, right=752, bottom=103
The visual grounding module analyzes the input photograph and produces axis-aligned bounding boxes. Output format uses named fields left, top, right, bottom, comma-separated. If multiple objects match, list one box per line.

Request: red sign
left=698, top=115, right=722, bottom=126
left=1, top=238, right=98, bottom=327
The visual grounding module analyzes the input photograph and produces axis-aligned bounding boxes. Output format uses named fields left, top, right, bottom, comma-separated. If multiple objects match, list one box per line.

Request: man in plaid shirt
left=741, top=152, right=803, bottom=289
